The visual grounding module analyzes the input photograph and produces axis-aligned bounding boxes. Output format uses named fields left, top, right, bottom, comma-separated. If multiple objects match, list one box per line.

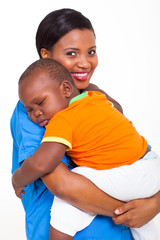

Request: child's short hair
left=19, top=58, right=74, bottom=86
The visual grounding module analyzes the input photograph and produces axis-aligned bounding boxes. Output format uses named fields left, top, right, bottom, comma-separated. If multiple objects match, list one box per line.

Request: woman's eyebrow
left=64, top=46, right=96, bottom=51
left=89, top=46, right=96, bottom=49
left=64, top=47, right=79, bottom=51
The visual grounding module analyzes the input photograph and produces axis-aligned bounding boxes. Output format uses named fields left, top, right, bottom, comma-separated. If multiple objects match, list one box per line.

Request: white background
left=0, top=0, right=160, bottom=239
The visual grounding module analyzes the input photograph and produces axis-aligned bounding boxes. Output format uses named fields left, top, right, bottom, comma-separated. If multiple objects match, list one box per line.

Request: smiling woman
left=10, top=6, right=160, bottom=240
left=10, top=8, right=132, bottom=240
left=36, top=9, right=122, bottom=111
left=40, top=29, right=98, bottom=90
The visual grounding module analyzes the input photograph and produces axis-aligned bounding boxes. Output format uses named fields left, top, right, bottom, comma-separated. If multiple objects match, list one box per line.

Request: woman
left=11, top=8, right=160, bottom=240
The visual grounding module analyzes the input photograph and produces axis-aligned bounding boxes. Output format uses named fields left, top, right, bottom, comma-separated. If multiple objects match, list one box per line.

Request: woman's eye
left=66, top=51, right=76, bottom=56
left=89, top=49, right=96, bottom=55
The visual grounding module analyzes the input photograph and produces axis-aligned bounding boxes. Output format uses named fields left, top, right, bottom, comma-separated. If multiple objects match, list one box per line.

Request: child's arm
left=85, top=83, right=123, bottom=114
left=12, top=141, right=124, bottom=217
left=12, top=141, right=160, bottom=223
left=12, top=142, right=67, bottom=191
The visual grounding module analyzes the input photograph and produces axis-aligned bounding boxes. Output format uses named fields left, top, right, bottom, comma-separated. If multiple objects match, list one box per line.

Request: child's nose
left=34, top=109, right=42, bottom=118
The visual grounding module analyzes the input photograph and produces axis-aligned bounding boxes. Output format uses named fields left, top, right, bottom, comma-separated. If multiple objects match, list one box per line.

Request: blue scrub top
left=10, top=101, right=132, bottom=240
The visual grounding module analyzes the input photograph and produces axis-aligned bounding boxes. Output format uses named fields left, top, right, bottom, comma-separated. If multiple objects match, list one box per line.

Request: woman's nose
left=77, top=56, right=91, bottom=69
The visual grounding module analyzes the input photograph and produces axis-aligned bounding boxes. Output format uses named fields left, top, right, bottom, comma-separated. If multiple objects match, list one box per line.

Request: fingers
left=15, top=189, right=25, bottom=199
left=114, top=200, right=136, bottom=215
left=15, top=191, right=23, bottom=199
left=113, top=200, right=142, bottom=228
left=112, top=212, right=130, bottom=227
left=113, top=200, right=139, bottom=228
left=112, top=211, right=136, bottom=228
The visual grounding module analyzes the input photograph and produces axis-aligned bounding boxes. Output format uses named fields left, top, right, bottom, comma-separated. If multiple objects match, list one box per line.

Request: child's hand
left=112, top=197, right=159, bottom=228
left=12, top=175, right=26, bottom=199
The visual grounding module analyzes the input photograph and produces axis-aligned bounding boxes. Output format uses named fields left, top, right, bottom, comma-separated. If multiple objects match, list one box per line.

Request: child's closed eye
left=37, top=98, right=46, bottom=106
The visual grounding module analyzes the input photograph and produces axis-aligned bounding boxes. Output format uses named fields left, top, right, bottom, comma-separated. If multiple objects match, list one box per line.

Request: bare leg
left=49, top=225, right=73, bottom=240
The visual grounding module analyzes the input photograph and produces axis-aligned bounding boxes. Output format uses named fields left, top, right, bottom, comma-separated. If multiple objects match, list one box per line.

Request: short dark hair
left=36, top=8, right=95, bottom=58
left=19, top=58, right=74, bottom=86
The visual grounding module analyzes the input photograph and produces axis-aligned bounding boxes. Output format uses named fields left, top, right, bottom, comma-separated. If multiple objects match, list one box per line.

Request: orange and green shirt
left=42, top=91, right=148, bottom=170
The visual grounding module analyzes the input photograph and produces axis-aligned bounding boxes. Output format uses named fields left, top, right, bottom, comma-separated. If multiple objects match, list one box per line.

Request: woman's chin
left=73, top=79, right=90, bottom=91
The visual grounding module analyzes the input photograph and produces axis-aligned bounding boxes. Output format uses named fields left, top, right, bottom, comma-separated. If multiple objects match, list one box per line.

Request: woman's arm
left=42, top=162, right=123, bottom=217
left=85, top=83, right=123, bottom=114
left=112, top=191, right=160, bottom=227
left=12, top=139, right=160, bottom=225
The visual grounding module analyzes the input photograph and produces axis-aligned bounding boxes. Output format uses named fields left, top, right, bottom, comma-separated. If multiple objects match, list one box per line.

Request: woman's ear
left=61, top=81, right=73, bottom=98
left=40, top=48, right=50, bottom=58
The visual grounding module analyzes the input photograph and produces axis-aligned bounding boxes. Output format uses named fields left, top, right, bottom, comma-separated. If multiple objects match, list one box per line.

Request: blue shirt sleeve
left=10, top=101, right=45, bottom=171
left=10, top=101, right=132, bottom=240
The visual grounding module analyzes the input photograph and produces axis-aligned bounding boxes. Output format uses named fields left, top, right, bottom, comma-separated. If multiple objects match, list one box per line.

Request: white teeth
left=74, top=73, right=88, bottom=77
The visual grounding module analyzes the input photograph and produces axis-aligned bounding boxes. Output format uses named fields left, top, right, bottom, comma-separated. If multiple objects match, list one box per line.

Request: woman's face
left=41, top=29, right=98, bottom=90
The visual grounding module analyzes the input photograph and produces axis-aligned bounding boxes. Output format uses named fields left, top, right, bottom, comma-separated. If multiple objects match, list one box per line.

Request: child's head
left=36, top=8, right=98, bottom=90
left=19, top=58, right=78, bottom=127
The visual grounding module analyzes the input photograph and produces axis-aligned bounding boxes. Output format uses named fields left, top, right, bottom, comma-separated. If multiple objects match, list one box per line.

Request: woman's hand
left=113, top=192, right=160, bottom=228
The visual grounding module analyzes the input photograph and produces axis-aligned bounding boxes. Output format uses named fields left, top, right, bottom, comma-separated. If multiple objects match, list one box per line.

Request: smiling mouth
left=71, top=72, right=90, bottom=81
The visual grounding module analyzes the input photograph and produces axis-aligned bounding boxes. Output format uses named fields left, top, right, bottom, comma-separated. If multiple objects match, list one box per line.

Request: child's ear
left=61, top=81, right=73, bottom=98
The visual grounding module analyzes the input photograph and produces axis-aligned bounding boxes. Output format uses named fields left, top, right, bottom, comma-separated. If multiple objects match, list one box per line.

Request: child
left=13, top=58, right=160, bottom=240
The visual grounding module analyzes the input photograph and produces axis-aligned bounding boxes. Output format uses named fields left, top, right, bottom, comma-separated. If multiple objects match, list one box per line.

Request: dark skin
left=41, top=29, right=160, bottom=230
left=13, top=72, right=125, bottom=240
left=12, top=69, right=160, bottom=240
left=12, top=66, right=155, bottom=240
left=13, top=71, right=124, bottom=219
left=12, top=26, right=160, bottom=238
left=49, top=228, right=72, bottom=240
left=40, top=29, right=123, bottom=115
left=113, top=191, right=160, bottom=228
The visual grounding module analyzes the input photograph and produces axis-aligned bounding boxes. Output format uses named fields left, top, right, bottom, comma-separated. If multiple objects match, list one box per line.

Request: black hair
left=36, top=8, right=95, bottom=58
left=19, top=58, right=75, bottom=86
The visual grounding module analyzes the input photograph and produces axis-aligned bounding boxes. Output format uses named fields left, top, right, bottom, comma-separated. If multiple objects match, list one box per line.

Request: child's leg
left=50, top=194, right=96, bottom=237
left=71, top=152, right=160, bottom=202
left=50, top=151, right=160, bottom=238
left=86, top=151, right=160, bottom=202
left=130, top=220, right=158, bottom=240
left=49, top=225, right=73, bottom=240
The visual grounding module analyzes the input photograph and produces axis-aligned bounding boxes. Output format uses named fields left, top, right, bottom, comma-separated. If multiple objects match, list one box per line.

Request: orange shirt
left=42, top=91, right=148, bottom=170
